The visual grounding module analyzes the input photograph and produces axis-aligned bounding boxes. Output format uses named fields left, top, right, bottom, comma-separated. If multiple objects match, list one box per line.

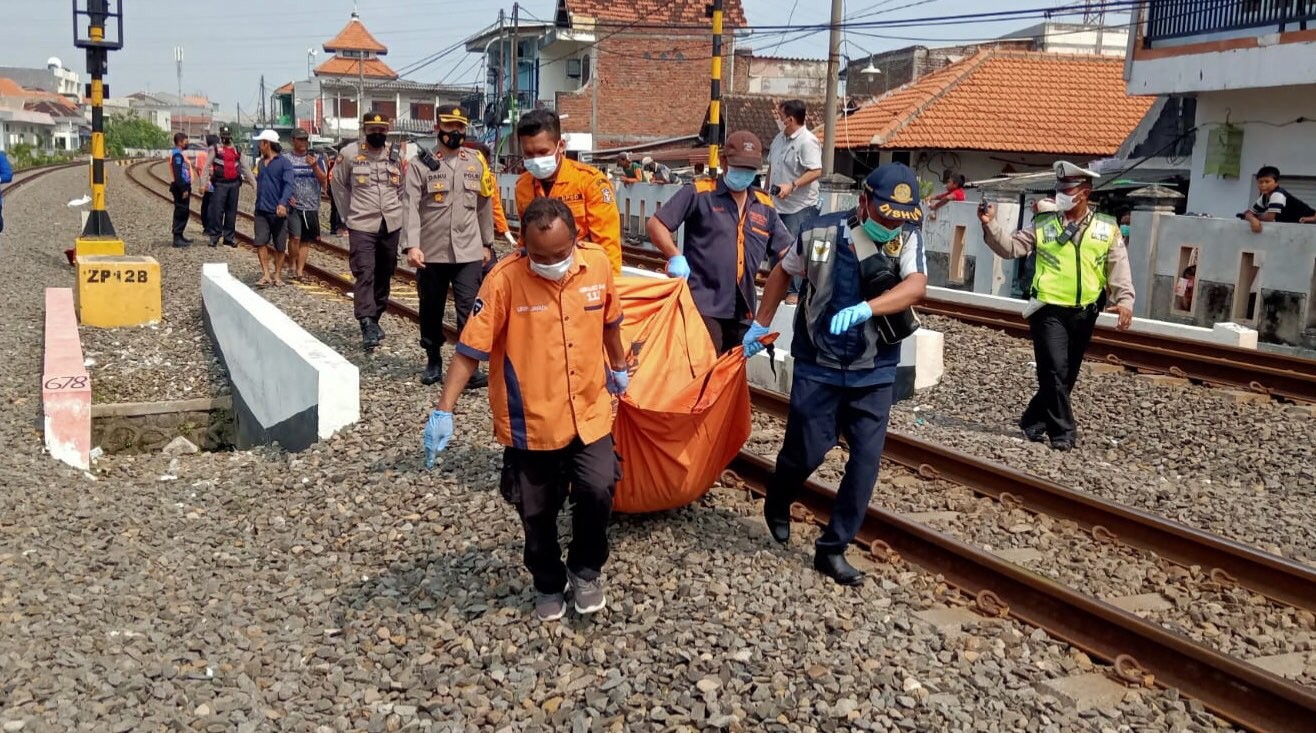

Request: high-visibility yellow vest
left=1031, top=211, right=1117, bottom=307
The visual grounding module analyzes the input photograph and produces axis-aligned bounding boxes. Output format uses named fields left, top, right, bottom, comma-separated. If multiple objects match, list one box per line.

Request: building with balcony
left=306, top=12, right=475, bottom=140
left=1127, top=0, right=1316, bottom=217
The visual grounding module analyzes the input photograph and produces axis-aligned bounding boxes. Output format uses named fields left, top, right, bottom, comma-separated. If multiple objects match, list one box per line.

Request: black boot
left=421, top=351, right=443, bottom=386
left=372, top=316, right=387, bottom=342
left=465, top=370, right=489, bottom=390
left=360, top=318, right=381, bottom=350
left=172, top=235, right=191, bottom=248
left=763, top=502, right=791, bottom=544
left=209, top=237, right=219, bottom=247
left=813, top=551, right=865, bottom=586
left=181, top=235, right=195, bottom=243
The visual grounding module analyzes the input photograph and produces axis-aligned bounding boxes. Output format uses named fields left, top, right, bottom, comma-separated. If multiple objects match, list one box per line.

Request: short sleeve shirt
left=783, top=221, right=928, bottom=281
left=284, top=151, right=326, bottom=211
left=456, top=243, right=623, bottom=451
left=768, top=127, right=823, bottom=215
left=655, top=179, right=794, bottom=319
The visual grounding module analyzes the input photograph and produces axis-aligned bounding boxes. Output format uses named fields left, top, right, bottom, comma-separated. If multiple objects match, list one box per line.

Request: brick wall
left=556, top=33, right=736, bottom=149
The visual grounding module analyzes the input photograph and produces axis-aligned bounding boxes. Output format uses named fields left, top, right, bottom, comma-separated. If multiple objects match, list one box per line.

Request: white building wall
left=1186, top=86, right=1316, bottom=217
left=536, top=40, right=589, bottom=101
left=1128, top=37, right=1316, bottom=95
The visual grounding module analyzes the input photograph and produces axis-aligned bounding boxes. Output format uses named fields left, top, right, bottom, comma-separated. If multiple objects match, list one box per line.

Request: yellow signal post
left=73, top=0, right=126, bottom=259
left=706, top=0, right=724, bottom=176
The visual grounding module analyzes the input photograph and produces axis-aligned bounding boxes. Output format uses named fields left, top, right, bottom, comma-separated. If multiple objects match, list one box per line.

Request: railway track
left=124, top=159, right=1316, bottom=731
left=1, top=160, right=85, bottom=197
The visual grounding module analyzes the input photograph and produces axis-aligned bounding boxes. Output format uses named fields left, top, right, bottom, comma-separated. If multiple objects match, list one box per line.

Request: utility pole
left=493, top=8, right=506, bottom=162
left=706, top=0, right=725, bottom=175
left=509, top=2, right=520, bottom=156
left=820, top=0, right=843, bottom=175
left=259, top=75, right=267, bottom=127
left=174, top=46, right=184, bottom=137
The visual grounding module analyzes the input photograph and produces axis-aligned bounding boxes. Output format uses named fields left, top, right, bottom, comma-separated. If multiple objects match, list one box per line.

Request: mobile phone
left=770, top=185, right=782, bottom=196
left=978, top=200, right=989, bottom=214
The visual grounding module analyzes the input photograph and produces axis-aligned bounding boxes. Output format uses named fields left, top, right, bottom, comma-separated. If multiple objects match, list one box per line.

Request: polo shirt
left=515, top=158, right=622, bottom=274
left=1246, top=187, right=1315, bottom=224
left=456, top=242, right=624, bottom=451
left=654, top=178, right=795, bottom=320
left=768, top=126, right=823, bottom=215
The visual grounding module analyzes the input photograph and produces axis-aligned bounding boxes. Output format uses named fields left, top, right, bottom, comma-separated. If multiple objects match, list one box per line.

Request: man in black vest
left=745, top=163, right=928, bottom=586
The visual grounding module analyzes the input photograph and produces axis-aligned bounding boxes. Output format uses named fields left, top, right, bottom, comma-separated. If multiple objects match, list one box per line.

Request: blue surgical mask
left=1119, top=224, right=1130, bottom=238
left=525, top=153, right=560, bottom=180
left=862, top=216, right=901, bottom=243
left=724, top=168, right=756, bottom=191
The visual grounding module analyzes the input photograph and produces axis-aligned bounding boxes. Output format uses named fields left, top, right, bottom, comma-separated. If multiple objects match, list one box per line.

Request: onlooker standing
left=647, top=130, right=794, bottom=354
left=980, top=161, right=1135, bottom=451
left=926, top=173, right=966, bottom=220
left=0, top=148, right=12, bottom=234
left=1240, top=165, right=1316, bottom=233
left=206, top=125, right=257, bottom=247
left=169, top=132, right=193, bottom=248
left=768, top=99, right=824, bottom=305
left=283, top=128, right=328, bottom=281
left=252, top=130, right=294, bottom=287
left=514, top=109, right=622, bottom=275
left=402, top=106, right=494, bottom=387
left=331, top=112, right=406, bottom=350
left=196, top=134, right=219, bottom=240
left=424, top=198, right=629, bottom=622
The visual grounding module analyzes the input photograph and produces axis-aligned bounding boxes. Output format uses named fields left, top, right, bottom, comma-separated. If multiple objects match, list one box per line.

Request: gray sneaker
left=535, top=589, right=567, bottom=622
left=568, top=571, right=606, bottom=614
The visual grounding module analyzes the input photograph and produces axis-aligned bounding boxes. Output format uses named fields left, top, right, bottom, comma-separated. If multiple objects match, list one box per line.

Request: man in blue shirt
left=252, top=130, right=294, bottom=287
left=169, top=132, right=193, bottom=248
left=744, top=163, right=928, bottom=585
left=0, top=149, right=12, bottom=235
left=283, top=128, right=328, bottom=281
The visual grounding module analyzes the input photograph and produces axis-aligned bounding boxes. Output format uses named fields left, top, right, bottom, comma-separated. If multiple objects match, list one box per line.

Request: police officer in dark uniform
left=331, top=112, right=406, bottom=350
left=745, top=163, right=928, bottom=586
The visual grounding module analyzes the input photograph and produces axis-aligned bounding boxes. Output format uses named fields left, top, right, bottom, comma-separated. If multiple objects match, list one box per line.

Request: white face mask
left=530, top=253, right=573, bottom=281
left=525, top=152, right=560, bottom=180
left=1054, top=191, right=1078, bottom=213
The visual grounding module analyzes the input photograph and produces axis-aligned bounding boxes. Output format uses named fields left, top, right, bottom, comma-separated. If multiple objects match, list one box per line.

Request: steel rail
left=1, top=161, right=84, bottom=197
left=750, top=385, right=1316, bottom=611
left=128, top=160, right=1316, bottom=731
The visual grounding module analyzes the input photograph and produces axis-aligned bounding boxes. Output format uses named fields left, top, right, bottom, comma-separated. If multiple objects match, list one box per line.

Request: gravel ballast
left=0, top=165, right=1246, bottom=732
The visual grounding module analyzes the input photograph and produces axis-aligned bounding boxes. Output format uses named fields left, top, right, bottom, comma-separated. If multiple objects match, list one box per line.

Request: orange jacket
left=515, top=158, right=621, bottom=274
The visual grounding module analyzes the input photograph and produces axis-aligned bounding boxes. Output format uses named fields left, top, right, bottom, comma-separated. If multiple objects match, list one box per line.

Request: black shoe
left=172, top=236, right=190, bottom=248
left=182, top=236, right=195, bottom=244
left=420, top=355, right=443, bottom=386
left=224, top=240, right=238, bottom=248
left=465, top=370, right=489, bottom=390
left=360, top=318, right=381, bottom=350
left=1022, top=427, right=1046, bottom=443
left=813, top=552, right=865, bottom=586
left=764, top=504, right=791, bottom=544
left=372, top=319, right=387, bottom=341
left=1049, top=438, right=1075, bottom=452
left=209, top=237, right=219, bottom=247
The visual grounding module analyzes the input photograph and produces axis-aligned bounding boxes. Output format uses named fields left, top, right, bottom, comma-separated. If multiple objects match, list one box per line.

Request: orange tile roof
left=274, top=82, right=294, bottom=95
left=314, top=57, right=398, bottom=81
left=837, top=50, right=1156, bottom=155
left=323, top=15, right=388, bottom=54
left=0, top=77, right=29, bottom=96
left=562, top=0, right=746, bottom=27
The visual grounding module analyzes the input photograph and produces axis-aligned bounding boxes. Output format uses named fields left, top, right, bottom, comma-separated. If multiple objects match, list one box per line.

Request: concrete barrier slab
left=201, top=263, right=359, bottom=452
left=43, top=288, right=91, bottom=470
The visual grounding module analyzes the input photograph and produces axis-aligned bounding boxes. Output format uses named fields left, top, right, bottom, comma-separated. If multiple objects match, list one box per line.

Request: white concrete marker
left=201, top=263, right=359, bottom=452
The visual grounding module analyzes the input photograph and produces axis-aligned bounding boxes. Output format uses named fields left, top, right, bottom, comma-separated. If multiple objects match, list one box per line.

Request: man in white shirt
left=768, top=99, right=824, bottom=305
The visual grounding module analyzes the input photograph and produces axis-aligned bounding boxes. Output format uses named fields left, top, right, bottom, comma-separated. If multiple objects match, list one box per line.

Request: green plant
left=7, top=142, right=75, bottom=170
left=104, top=112, right=169, bottom=157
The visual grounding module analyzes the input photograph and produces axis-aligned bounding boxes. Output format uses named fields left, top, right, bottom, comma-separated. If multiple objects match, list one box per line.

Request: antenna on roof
left=351, top=0, right=359, bottom=18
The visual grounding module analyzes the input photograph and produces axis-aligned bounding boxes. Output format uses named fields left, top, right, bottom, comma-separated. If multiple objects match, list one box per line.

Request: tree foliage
left=104, top=112, right=169, bottom=156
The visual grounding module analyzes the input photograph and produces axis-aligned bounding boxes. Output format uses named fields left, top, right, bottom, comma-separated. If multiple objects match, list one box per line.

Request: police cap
left=437, top=105, right=469, bottom=125
left=291, top=128, right=309, bottom=139
left=361, top=111, right=391, bottom=129
left=1054, top=160, right=1100, bottom=187
left=862, top=162, right=922, bottom=223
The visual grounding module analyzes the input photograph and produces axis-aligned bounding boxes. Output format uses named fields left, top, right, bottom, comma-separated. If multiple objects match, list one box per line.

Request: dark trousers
left=703, top=316, right=748, bottom=356
left=209, top=181, right=241, bottom=242
left=765, top=373, right=893, bottom=554
left=417, top=261, right=482, bottom=354
left=777, top=205, right=820, bottom=297
left=200, top=190, right=215, bottom=235
left=347, top=223, right=400, bottom=321
left=500, top=436, right=619, bottom=594
left=1022, top=304, right=1100, bottom=443
left=170, top=182, right=190, bottom=235
left=329, top=194, right=344, bottom=234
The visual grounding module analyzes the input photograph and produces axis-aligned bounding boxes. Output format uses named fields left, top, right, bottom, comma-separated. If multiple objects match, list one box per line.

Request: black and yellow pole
left=73, top=0, right=124, bottom=254
left=707, top=0, right=724, bottom=176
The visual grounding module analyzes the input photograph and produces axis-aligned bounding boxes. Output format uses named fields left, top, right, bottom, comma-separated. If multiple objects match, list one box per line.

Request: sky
left=5, top=0, right=1122, bottom=116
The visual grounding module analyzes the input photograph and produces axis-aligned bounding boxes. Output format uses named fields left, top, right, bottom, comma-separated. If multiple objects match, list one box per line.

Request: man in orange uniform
left=513, top=109, right=622, bottom=275
left=424, top=197, right=629, bottom=622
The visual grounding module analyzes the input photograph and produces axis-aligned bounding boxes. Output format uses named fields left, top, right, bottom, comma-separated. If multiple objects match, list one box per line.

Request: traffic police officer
left=745, top=163, right=928, bottom=586
left=331, top=112, right=406, bottom=350
left=980, top=160, right=1135, bottom=450
left=646, top=130, right=795, bottom=354
left=403, top=106, right=495, bottom=387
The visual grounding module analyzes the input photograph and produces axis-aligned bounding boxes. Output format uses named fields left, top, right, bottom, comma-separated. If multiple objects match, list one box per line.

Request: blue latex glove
left=666, top=254, right=691, bottom=279
left=423, top=410, right=454, bottom=468
left=606, top=368, right=630, bottom=396
left=829, top=303, right=874, bottom=336
left=742, top=321, right=771, bottom=358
